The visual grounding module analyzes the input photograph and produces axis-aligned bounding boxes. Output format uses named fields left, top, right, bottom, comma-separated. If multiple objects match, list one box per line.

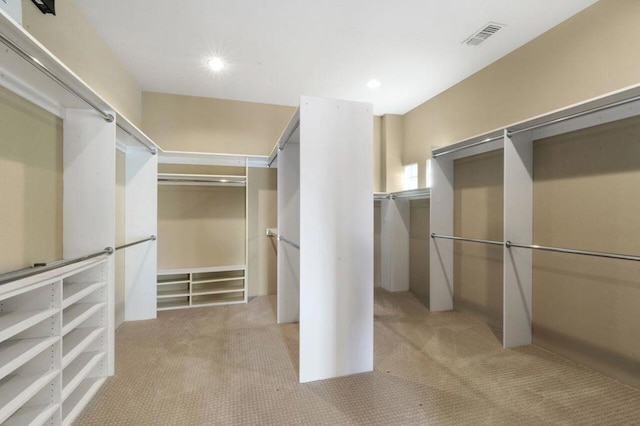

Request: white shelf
left=62, top=281, right=105, bottom=309
left=62, top=303, right=105, bottom=336
left=158, top=173, right=247, bottom=187
left=0, top=336, right=59, bottom=381
left=62, top=377, right=106, bottom=426
left=0, top=309, right=58, bottom=344
left=157, top=301, right=191, bottom=312
left=4, top=403, right=59, bottom=426
left=62, top=351, right=105, bottom=402
left=191, top=276, right=245, bottom=285
left=156, top=290, right=190, bottom=299
left=62, top=327, right=104, bottom=369
left=158, top=265, right=246, bottom=275
left=158, top=150, right=269, bottom=168
left=157, top=279, right=190, bottom=286
left=0, top=370, right=59, bottom=424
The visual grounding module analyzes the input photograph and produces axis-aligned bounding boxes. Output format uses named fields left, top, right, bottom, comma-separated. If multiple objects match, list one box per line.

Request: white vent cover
left=463, top=22, right=504, bottom=46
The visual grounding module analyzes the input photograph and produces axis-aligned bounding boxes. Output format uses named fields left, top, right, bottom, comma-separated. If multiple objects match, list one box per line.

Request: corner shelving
left=157, top=265, right=247, bottom=311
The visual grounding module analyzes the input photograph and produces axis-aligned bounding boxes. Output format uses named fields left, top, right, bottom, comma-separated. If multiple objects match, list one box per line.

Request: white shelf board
left=115, top=114, right=159, bottom=153
left=157, top=279, right=190, bottom=286
left=62, top=327, right=104, bottom=369
left=191, top=276, right=245, bottom=285
left=62, top=377, right=106, bottom=426
left=0, top=309, right=58, bottom=344
left=62, top=303, right=105, bottom=336
left=156, top=290, right=190, bottom=299
left=191, top=288, right=244, bottom=296
left=0, top=370, right=59, bottom=424
left=158, top=150, right=269, bottom=168
left=0, top=336, right=59, bottom=381
left=62, top=281, right=105, bottom=309
left=190, top=299, right=245, bottom=308
left=158, top=265, right=246, bottom=275
left=157, top=300, right=190, bottom=311
left=62, top=351, right=105, bottom=402
left=157, top=173, right=247, bottom=187
left=4, top=403, right=59, bottom=426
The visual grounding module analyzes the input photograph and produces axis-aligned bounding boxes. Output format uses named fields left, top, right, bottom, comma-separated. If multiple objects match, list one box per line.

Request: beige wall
left=533, top=116, right=640, bottom=389
left=453, top=151, right=504, bottom=331
left=404, top=0, right=640, bottom=188
left=21, top=0, right=142, bottom=125
left=142, top=92, right=296, bottom=155
left=115, top=150, right=126, bottom=328
left=409, top=199, right=429, bottom=306
left=0, top=85, right=62, bottom=273
left=381, top=114, right=404, bottom=192
left=247, top=167, right=278, bottom=297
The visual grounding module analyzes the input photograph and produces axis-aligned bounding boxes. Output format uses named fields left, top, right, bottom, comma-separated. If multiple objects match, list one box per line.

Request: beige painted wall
left=409, top=199, right=429, bottom=306
left=404, top=0, right=640, bottom=188
left=453, top=151, right=504, bottom=331
left=381, top=114, right=404, bottom=192
left=21, top=0, right=142, bottom=125
left=533, top=116, right=640, bottom=389
left=0, top=85, right=62, bottom=273
left=247, top=167, right=278, bottom=297
left=115, top=150, right=125, bottom=329
left=142, top=92, right=296, bottom=155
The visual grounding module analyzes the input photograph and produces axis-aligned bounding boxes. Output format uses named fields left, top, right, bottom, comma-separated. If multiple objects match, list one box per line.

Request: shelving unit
left=156, top=266, right=247, bottom=311
left=0, top=257, right=110, bottom=425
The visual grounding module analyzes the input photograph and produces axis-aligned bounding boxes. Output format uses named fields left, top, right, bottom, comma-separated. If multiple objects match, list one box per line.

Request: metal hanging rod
left=431, top=233, right=503, bottom=247
left=507, top=93, right=640, bottom=137
left=268, top=120, right=300, bottom=167
left=505, top=241, right=640, bottom=262
left=0, top=32, right=114, bottom=123
left=432, top=135, right=503, bottom=158
left=0, top=247, right=113, bottom=286
left=266, top=229, right=300, bottom=250
left=116, top=123, right=157, bottom=154
left=115, top=235, right=156, bottom=251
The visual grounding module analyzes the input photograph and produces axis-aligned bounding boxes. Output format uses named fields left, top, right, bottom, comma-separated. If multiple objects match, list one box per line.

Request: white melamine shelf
left=62, top=281, right=105, bottom=309
left=4, top=403, right=59, bottom=426
left=62, top=351, right=105, bottom=402
left=191, top=276, right=245, bottom=285
left=0, top=370, right=59, bottom=424
left=191, top=283, right=245, bottom=296
left=157, top=300, right=190, bottom=311
left=62, top=327, right=104, bottom=369
left=157, top=279, right=190, bottom=286
left=0, top=309, right=58, bottom=344
left=158, top=265, right=246, bottom=275
left=158, top=150, right=268, bottom=168
left=62, top=303, right=105, bottom=336
left=0, top=336, right=59, bottom=381
left=157, top=290, right=190, bottom=299
left=62, top=377, right=106, bottom=426
left=157, top=173, right=247, bottom=187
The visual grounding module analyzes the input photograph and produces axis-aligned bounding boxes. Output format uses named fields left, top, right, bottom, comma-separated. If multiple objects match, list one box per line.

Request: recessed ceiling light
left=207, top=57, right=225, bottom=72
left=367, top=79, right=381, bottom=89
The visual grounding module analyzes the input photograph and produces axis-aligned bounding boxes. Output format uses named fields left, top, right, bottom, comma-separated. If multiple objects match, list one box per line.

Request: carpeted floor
left=76, top=289, right=640, bottom=425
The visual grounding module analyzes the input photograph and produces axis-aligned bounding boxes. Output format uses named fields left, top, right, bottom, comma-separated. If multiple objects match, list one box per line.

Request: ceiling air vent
left=463, top=22, right=504, bottom=46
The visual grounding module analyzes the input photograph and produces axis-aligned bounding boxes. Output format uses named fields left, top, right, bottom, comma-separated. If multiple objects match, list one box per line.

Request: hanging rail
left=0, top=32, right=114, bottom=123
left=505, top=241, right=640, bottom=262
left=0, top=247, right=113, bottom=286
left=0, top=32, right=157, bottom=154
left=116, top=123, right=157, bottom=154
left=432, top=92, right=640, bottom=158
left=431, top=233, right=503, bottom=247
left=266, top=229, right=300, bottom=250
left=268, top=117, right=300, bottom=167
left=115, top=235, right=156, bottom=251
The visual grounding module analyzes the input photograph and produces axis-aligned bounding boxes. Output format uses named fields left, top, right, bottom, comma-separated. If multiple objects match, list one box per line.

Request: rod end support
left=105, top=247, right=115, bottom=255
left=505, top=241, right=512, bottom=248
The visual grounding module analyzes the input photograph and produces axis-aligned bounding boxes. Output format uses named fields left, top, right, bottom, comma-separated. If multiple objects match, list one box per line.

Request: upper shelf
left=374, top=188, right=431, bottom=201
left=267, top=107, right=301, bottom=168
left=158, top=150, right=269, bottom=168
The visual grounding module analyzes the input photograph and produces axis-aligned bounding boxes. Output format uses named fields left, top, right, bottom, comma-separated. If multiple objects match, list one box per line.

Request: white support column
left=503, top=129, right=533, bottom=348
left=381, top=198, right=410, bottom=292
left=429, top=156, right=454, bottom=311
left=299, top=96, right=373, bottom=383
left=63, top=108, right=116, bottom=373
left=277, top=142, right=300, bottom=324
left=124, top=148, right=158, bottom=321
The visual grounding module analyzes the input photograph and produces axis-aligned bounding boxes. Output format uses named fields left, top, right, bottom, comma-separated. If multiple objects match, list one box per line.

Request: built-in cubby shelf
left=157, top=265, right=247, bottom=311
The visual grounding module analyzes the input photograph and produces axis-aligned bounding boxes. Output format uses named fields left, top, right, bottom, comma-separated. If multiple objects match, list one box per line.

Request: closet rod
left=266, top=230, right=300, bottom=250
left=432, top=135, right=503, bottom=158
left=268, top=121, right=300, bottom=167
left=505, top=241, right=640, bottom=262
left=0, top=247, right=113, bottom=286
left=431, top=233, right=503, bottom=246
left=115, top=235, right=156, bottom=251
left=116, top=123, right=157, bottom=154
left=507, top=93, right=640, bottom=137
left=0, top=32, right=114, bottom=123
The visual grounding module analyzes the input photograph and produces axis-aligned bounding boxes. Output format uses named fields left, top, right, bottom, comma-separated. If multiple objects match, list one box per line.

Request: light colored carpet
left=76, top=289, right=640, bottom=425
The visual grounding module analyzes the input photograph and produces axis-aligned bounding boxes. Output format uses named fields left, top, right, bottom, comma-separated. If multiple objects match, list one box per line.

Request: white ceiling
left=74, top=0, right=598, bottom=115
